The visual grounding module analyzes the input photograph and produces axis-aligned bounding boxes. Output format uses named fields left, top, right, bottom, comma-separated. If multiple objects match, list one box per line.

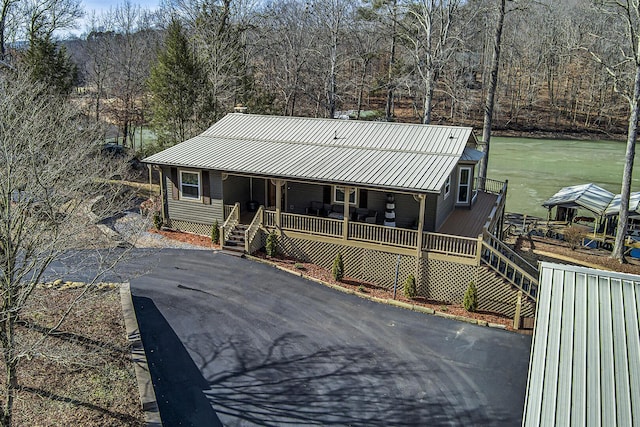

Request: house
left=523, top=262, right=640, bottom=426
left=144, top=113, right=537, bottom=321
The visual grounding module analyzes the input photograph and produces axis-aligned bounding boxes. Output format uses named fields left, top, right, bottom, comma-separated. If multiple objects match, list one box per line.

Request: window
left=457, top=167, right=472, bottom=204
left=179, top=170, right=201, bottom=200
left=333, top=186, right=357, bottom=205
left=443, top=175, right=451, bottom=198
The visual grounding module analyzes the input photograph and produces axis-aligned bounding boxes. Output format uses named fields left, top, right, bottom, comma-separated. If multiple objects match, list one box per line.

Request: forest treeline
left=0, top=0, right=634, bottom=150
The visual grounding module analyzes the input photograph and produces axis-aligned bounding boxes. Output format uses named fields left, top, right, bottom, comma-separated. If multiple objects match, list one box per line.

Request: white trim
left=443, top=175, right=451, bottom=199
left=179, top=169, right=201, bottom=201
left=456, top=166, right=472, bottom=205
left=333, top=186, right=357, bottom=205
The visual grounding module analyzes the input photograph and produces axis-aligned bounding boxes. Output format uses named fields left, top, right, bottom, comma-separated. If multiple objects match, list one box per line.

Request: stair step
left=221, top=247, right=245, bottom=257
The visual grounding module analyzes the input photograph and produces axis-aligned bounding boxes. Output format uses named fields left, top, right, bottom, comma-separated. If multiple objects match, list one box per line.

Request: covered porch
left=221, top=176, right=508, bottom=261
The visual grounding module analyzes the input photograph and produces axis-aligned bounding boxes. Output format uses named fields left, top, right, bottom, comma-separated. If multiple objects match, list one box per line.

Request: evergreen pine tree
left=332, top=253, right=344, bottom=281
left=404, top=274, right=417, bottom=299
left=148, top=19, right=211, bottom=148
left=463, top=282, right=478, bottom=312
left=23, top=35, right=77, bottom=96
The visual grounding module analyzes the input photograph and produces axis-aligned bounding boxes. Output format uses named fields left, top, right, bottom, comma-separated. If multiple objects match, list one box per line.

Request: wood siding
left=223, top=175, right=251, bottom=207
left=164, top=172, right=223, bottom=225
left=434, top=171, right=456, bottom=231
left=287, top=182, right=326, bottom=213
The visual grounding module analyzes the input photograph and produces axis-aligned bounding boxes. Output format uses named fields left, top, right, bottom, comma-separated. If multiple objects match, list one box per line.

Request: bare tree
left=478, top=0, right=507, bottom=183
left=588, top=0, right=640, bottom=262
left=401, top=0, right=467, bottom=124
left=21, top=0, right=82, bottom=40
left=0, top=69, right=137, bottom=426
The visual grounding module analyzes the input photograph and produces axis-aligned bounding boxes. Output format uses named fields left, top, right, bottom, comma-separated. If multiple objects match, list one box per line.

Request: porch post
left=415, top=194, right=426, bottom=257
left=342, top=186, right=351, bottom=240
left=513, top=290, right=523, bottom=330
left=158, top=167, right=166, bottom=222
left=275, top=180, right=283, bottom=229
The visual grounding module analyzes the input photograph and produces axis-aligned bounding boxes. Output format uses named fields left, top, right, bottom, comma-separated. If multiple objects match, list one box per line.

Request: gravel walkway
left=111, top=211, right=209, bottom=250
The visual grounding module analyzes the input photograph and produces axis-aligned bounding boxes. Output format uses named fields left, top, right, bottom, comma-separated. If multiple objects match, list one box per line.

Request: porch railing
left=483, top=180, right=508, bottom=236
left=220, top=202, right=240, bottom=246
left=264, top=210, right=276, bottom=227
left=280, top=212, right=343, bottom=238
left=422, top=232, right=478, bottom=259
left=224, top=204, right=235, bottom=220
left=481, top=231, right=539, bottom=300
left=349, top=222, right=418, bottom=248
left=245, top=206, right=264, bottom=253
left=475, top=176, right=506, bottom=195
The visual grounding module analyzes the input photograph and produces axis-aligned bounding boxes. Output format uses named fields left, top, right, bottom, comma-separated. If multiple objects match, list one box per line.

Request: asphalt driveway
left=128, top=249, right=532, bottom=426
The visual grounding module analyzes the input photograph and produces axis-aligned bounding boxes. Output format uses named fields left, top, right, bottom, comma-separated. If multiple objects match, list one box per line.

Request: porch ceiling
left=144, top=114, right=481, bottom=194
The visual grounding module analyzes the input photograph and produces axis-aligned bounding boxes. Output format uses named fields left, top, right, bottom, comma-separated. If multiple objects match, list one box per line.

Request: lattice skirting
left=166, top=219, right=212, bottom=236
left=476, top=266, right=536, bottom=318
left=419, top=258, right=476, bottom=304
left=252, top=230, right=534, bottom=320
left=275, top=232, right=416, bottom=290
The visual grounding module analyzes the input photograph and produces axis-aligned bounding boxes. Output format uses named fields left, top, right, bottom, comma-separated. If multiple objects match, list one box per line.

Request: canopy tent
left=542, top=183, right=614, bottom=219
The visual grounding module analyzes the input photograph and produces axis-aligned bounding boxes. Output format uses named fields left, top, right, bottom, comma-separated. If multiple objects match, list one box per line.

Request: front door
left=267, top=180, right=285, bottom=210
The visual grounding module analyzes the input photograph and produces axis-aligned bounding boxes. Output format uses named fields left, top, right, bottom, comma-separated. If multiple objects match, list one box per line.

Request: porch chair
left=356, top=208, right=378, bottom=224
left=305, top=201, right=323, bottom=216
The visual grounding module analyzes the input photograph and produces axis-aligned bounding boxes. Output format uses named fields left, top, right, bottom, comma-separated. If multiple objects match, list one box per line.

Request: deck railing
left=264, top=210, right=276, bottom=228
left=482, top=180, right=508, bottom=236
left=224, top=204, right=235, bottom=220
left=422, top=232, right=478, bottom=259
left=349, top=222, right=418, bottom=248
left=280, top=212, right=343, bottom=238
left=245, top=206, right=264, bottom=253
left=475, top=176, right=506, bottom=195
left=481, top=231, right=539, bottom=300
left=220, top=202, right=240, bottom=246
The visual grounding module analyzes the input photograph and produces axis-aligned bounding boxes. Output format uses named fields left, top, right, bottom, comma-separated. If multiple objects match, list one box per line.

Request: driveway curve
left=129, top=249, right=531, bottom=426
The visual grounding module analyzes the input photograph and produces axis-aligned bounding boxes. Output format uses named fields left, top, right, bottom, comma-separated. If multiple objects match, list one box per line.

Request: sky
left=67, top=0, right=161, bottom=36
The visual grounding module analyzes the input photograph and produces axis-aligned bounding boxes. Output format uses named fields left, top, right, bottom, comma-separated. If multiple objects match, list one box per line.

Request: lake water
left=487, top=136, right=640, bottom=218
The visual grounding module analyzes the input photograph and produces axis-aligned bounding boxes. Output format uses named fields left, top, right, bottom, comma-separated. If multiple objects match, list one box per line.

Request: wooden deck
left=438, top=192, right=499, bottom=238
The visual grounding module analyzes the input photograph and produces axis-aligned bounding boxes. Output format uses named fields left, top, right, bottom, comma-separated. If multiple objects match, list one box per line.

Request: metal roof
left=541, top=183, right=615, bottom=216
left=605, top=192, right=640, bottom=217
left=523, top=262, right=640, bottom=427
left=143, top=113, right=481, bottom=193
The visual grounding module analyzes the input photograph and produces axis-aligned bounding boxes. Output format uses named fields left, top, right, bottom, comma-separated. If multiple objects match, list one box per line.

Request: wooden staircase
left=222, top=224, right=248, bottom=257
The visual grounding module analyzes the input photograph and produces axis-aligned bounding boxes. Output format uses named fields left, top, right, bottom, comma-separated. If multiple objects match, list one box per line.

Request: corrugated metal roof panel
left=605, top=192, right=640, bottom=216
left=541, top=183, right=615, bottom=216
left=523, top=263, right=640, bottom=427
left=144, top=114, right=477, bottom=193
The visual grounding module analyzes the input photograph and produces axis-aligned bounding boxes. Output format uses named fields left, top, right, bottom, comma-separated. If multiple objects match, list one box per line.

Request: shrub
left=266, top=232, right=278, bottom=257
left=463, top=281, right=478, bottom=312
left=152, top=212, right=162, bottom=230
left=332, top=253, right=344, bottom=281
left=403, top=274, right=417, bottom=299
left=358, top=285, right=366, bottom=293
left=563, top=226, right=585, bottom=250
left=211, top=220, right=220, bottom=244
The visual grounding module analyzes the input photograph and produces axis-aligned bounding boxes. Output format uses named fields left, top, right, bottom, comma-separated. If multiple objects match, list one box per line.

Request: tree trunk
left=612, top=62, right=640, bottom=262
left=385, top=0, right=398, bottom=122
left=479, top=0, right=506, bottom=186
left=423, top=69, right=434, bottom=124
left=1, top=315, right=16, bottom=427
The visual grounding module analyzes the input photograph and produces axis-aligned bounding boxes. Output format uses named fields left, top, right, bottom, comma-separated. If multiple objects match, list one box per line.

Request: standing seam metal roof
left=541, top=183, right=615, bottom=216
left=523, top=262, right=640, bottom=427
left=143, top=113, right=480, bottom=193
